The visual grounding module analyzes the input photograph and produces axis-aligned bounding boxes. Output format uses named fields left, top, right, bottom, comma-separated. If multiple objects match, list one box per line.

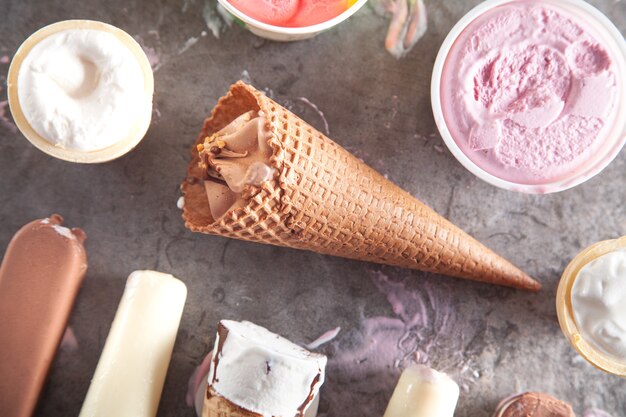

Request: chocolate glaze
left=0, top=215, right=87, bottom=417
left=297, top=373, right=321, bottom=416
left=498, top=392, right=575, bottom=417
left=210, top=322, right=229, bottom=385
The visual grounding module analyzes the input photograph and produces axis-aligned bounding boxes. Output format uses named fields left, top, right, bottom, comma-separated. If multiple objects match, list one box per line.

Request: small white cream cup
left=556, top=236, right=626, bottom=377
left=431, top=0, right=626, bottom=194
left=8, top=20, right=154, bottom=163
left=216, top=0, right=368, bottom=41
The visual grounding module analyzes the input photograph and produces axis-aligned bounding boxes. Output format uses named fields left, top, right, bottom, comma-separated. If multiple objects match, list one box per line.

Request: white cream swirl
left=18, top=28, right=149, bottom=151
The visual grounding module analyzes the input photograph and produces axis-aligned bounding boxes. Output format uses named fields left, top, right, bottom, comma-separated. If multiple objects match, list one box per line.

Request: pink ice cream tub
left=431, top=0, right=626, bottom=194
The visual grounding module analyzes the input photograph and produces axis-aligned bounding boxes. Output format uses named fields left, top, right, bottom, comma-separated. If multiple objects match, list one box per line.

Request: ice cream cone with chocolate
left=202, top=320, right=326, bottom=417
left=182, top=81, right=540, bottom=291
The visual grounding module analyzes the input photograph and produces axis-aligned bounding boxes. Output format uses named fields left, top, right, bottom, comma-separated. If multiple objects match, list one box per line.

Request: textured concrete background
left=0, top=0, right=625, bottom=416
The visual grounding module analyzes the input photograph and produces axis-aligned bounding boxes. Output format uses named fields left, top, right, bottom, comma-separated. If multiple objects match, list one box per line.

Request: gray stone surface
left=0, top=0, right=625, bottom=416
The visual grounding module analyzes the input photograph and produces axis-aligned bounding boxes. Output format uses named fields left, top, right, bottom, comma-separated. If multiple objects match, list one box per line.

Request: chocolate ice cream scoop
left=0, top=215, right=87, bottom=417
left=198, top=110, right=274, bottom=220
left=494, top=392, right=575, bottom=417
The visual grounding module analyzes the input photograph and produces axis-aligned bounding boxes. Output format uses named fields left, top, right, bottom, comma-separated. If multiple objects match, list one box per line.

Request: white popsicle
left=383, top=365, right=459, bottom=417
left=79, top=270, right=187, bottom=417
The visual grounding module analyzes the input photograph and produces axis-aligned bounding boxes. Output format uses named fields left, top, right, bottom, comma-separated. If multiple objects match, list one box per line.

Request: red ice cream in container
left=217, top=0, right=368, bottom=41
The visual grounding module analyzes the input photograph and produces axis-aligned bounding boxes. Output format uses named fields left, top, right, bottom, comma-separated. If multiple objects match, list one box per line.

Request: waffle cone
left=182, top=81, right=540, bottom=291
left=202, top=388, right=261, bottom=417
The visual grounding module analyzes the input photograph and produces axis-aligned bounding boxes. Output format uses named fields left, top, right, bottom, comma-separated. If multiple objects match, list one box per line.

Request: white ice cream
left=79, top=270, right=187, bottom=417
left=571, top=249, right=626, bottom=360
left=382, top=365, right=459, bottom=417
left=208, top=320, right=327, bottom=417
left=17, top=28, right=149, bottom=151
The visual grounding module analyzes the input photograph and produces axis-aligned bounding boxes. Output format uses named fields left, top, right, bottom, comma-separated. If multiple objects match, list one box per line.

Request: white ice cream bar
left=79, top=270, right=187, bottom=417
left=383, top=365, right=460, bottom=417
left=207, top=320, right=327, bottom=417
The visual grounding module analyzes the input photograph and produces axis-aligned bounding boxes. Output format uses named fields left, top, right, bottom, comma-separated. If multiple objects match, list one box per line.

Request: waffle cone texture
left=203, top=388, right=261, bottom=417
left=182, top=81, right=540, bottom=291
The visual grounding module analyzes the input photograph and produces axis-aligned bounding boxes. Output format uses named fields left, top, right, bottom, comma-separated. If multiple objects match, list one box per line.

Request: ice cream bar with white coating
left=204, top=320, right=327, bottom=417
left=79, top=270, right=187, bottom=417
left=383, top=365, right=459, bottom=417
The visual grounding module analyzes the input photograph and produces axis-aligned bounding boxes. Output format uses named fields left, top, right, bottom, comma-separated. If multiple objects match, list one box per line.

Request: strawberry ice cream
left=226, top=0, right=299, bottom=26
left=439, top=1, right=620, bottom=185
left=227, top=0, right=353, bottom=27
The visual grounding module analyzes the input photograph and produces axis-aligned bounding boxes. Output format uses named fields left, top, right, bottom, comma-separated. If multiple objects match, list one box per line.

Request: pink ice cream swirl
left=441, top=2, right=618, bottom=184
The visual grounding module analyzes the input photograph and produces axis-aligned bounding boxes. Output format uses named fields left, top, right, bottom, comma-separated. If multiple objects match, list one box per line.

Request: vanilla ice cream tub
left=8, top=20, right=154, bottom=163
